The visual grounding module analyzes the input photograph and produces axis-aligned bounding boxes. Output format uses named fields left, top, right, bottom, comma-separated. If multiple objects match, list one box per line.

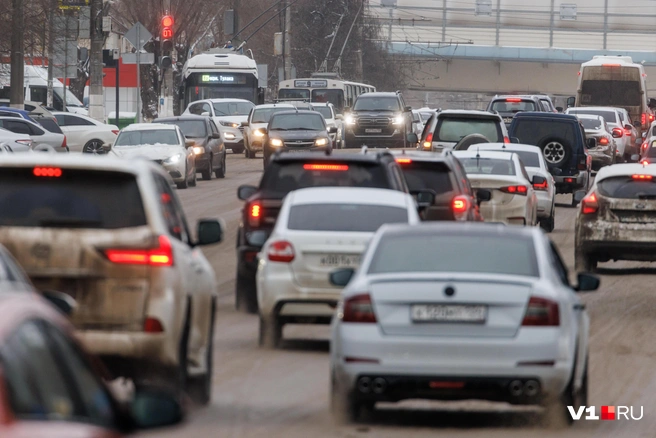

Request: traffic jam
left=0, top=52, right=654, bottom=437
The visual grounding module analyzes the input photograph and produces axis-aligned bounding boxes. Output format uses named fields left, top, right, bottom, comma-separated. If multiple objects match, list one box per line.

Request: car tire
left=215, top=153, right=226, bottom=178
left=331, top=376, right=361, bottom=424
left=575, top=249, right=597, bottom=272
left=258, top=315, right=282, bottom=349
left=541, top=356, right=587, bottom=429
left=187, top=298, right=215, bottom=406
left=189, top=167, right=197, bottom=187
left=235, top=270, right=258, bottom=314
left=540, top=207, right=556, bottom=233
left=231, top=144, right=244, bottom=154
left=176, top=166, right=189, bottom=189
left=201, top=155, right=212, bottom=180
left=539, top=137, right=572, bottom=167
left=83, top=139, right=105, bottom=154
left=174, top=299, right=191, bottom=398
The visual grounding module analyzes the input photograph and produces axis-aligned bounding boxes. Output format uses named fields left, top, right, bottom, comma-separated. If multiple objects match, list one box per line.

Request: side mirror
left=201, top=112, right=210, bottom=116
left=130, top=387, right=183, bottom=429
left=196, top=218, right=223, bottom=246
left=575, top=273, right=600, bottom=292
left=42, top=290, right=77, bottom=316
left=476, top=189, right=492, bottom=204
left=555, top=106, right=564, bottom=113
left=406, top=133, right=418, bottom=144
left=573, top=190, right=587, bottom=203
left=237, top=184, right=257, bottom=200
left=211, top=132, right=221, bottom=139
left=241, top=121, right=249, bottom=127
left=531, top=175, right=547, bottom=186
left=586, top=138, right=597, bottom=149
left=411, top=189, right=435, bottom=208
left=511, top=137, right=520, bottom=144
left=404, top=105, right=412, bottom=112
left=566, top=96, right=576, bottom=108
left=335, top=114, right=344, bottom=120
left=184, top=140, right=195, bottom=148
left=102, top=143, right=112, bottom=152
left=328, top=126, right=338, bottom=134
left=631, top=154, right=641, bottom=162
left=329, top=268, right=355, bottom=287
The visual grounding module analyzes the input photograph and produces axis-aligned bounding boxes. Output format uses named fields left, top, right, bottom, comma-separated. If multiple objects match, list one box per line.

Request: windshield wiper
left=291, top=127, right=318, bottom=131
left=39, top=218, right=102, bottom=228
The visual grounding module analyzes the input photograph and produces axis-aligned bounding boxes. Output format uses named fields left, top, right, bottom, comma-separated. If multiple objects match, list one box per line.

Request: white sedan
left=256, top=187, right=421, bottom=349
left=477, top=144, right=556, bottom=232
left=53, top=112, right=119, bottom=154
left=330, top=222, right=599, bottom=425
left=453, top=150, right=539, bottom=226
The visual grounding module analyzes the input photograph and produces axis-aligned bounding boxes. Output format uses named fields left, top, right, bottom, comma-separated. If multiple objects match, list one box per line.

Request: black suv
left=487, top=95, right=552, bottom=128
left=235, top=150, right=409, bottom=313
left=391, top=150, right=490, bottom=222
left=509, top=112, right=593, bottom=205
left=262, top=110, right=336, bottom=167
left=344, top=91, right=412, bottom=149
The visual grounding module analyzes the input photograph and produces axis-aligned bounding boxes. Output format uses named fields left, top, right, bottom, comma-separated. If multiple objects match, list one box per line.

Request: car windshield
left=252, top=107, right=293, bottom=124
left=569, top=109, right=617, bottom=124
left=435, top=118, right=502, bottom=142
left=490, top=100, right=536, bottom=113
left=579, top=118, right=603, bottom=130
left=353, top=97, right=400, bottom=111
left=598, top=176, right=656, bottom=199
left=368, top=232, right=539, bottom=277
left=315, top=107, right=333, bottom=119
left=288, top=204, right=408, bottom=232
left=460, top=158, right=516, bottom=175
left=398, top=162, right=453, bottom=194
left=269, top=114, right=325, bottom=131
left=212, top=101, right=254, bottom=116
left=156, top=120, right=206, bottom=138
left=114, top=130, right=179, bottom=146
left=0, top=169, right=147, bottom=229
left=260, top=161, right=388, bottom=198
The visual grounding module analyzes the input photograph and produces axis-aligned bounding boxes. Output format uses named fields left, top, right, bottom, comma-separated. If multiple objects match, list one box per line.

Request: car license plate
left=411, top=304, right=487, bottom=323
left=503, top=117, right=513, bottom=123
left=319, top=254, right=360, bottom=267
left=286, top=149, right=306, bottom=152
left=365, top=129, right=382, bottom=133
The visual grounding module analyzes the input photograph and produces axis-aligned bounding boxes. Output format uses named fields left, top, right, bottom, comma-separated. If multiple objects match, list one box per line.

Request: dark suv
left=392, top=150, right=490, bottom=222
left=235, top=150, right=410, bottom=313
left=344, top=92, right=412, bottom=149
left=509, top=112, right=593, bottom=205
left=487, top=95, right=552, bottom=128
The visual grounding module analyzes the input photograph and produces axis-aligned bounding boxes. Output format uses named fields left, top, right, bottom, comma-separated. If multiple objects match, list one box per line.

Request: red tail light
left=248, top=202, right=262, bottom=227
left=33, top=167, right=62, bottom=177
left=642, top=141, right=649, bottom=151
left=632, top=174, right=653, bottom=180
left=104, top=235, right=174, bottom=266
left=500, top=185, right=528, bottom=195
left=581, top=192, right=598, bottom=215
left=452, top=195, right=469, bottom=220
left=144, top=317, right=164, bottom=333
left=522, top=296, right=560, bottom=326
left=611, top=127, right=623, bottom=138
left=111, top=130, right=119, bottom=135
left=395, top=158, right=412, bottom=164
left=651, top=114, right=655, bottom=123
left=303, top=164, right=348, bottom=171
left=342, top=294, right=377, bottom=323
left=423, top=132, right=433, bottom=148
left=599, top=137, right=609, bottom=146
left=642, top=114, right=647, bottom=126
left=506, top=98, right=522, bottom=102
left=603, top=63, right=621, bottom=67
left=533, top=179, right=548, bottom=191
left=267, top=240, right=295, bottom=263
left=61, top=136, right=67, bottom=148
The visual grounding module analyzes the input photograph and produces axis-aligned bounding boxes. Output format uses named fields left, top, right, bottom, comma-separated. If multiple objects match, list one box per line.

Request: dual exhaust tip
left=357, top=377, right=387, bottom=394
left=509, top=379, right=540, bottom=397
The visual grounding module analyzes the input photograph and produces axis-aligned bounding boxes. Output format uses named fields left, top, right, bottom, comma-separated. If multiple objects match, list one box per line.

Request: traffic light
left=161, top=15, right=174, bottom=53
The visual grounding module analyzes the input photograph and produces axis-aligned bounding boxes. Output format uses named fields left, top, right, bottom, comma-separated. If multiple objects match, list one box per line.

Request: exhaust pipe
left=357, top=377, right=372, bottom=393
left=508, top=380, right=523, bottom=397
left=524, top=380, right=540, bottom=397
left=372, top=378, right=387, bottom=394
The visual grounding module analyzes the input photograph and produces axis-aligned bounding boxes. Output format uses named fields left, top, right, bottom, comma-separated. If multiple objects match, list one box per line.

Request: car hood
left=267, top=130, right=327, bottom=140
left=352, top=110, right=397, bottom=118
left=110, top=144, right=184, bottom=160
left=214, top=115, right=248, bottom=123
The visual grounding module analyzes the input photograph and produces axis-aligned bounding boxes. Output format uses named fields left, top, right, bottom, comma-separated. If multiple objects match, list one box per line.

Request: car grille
left=283, top=140, right=315, bottom=148
left=358, top=118, right=390, bottom=126
left=611, top=210, right=656, bottom=223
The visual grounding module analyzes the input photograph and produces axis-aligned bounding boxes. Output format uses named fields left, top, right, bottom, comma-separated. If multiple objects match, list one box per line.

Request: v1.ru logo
left=568, top=406, right=643, bottom=420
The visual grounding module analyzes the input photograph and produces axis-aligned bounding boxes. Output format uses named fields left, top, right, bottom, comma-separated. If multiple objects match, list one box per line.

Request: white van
left=569, top=56, right=652, bottom=136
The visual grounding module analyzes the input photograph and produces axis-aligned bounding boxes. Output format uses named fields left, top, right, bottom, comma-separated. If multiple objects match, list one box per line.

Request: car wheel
left=540, top=207, right=556, bottom=233
left=187, top=298, right=215, bottom=406
left=541, top=356, right=587, bottom=429
left=575, top=249, right=597, bottom=272
left=201, top=155, right=212, bottom=180
left=174, top=299, right=191, bottom=398
left=258, top=315, right=282, bottom=349
left=235, top=269, right=258, bottom=314
left=215, top=153, right=226, bottom=178
left=189, top=167, right=197, bottom=187
left=540, top=138, right=572, bottom=167
left=83, top=139, right=105, bottom=154
left=331, top=375, right=361, bottom=424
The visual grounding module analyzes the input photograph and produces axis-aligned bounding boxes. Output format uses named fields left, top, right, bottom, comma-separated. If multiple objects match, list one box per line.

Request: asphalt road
left=139, top=153, right=656, bottom=438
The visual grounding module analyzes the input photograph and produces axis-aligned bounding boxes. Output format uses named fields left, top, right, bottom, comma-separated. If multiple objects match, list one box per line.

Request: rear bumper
left=577, top=221, right=656, bottom=261
left=588, top=150, right=613, bottom=169
left=553, top=171, right=588, bottom=193
left=77, top=330, right=176, bottom=366
left=479, top=197, right=530, bottom=225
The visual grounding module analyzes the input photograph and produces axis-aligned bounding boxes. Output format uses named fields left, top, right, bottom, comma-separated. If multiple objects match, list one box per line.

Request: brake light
left=602, top=63, right=621, bottom=67
left=342, top=294, right=377, bottom=323
left=506, top=98, right=522, bottom=102
left=248, top=202, right=261, bottom=227
left=33, top=167, right=62, bottom=177
left=612, top=127, right=623, bottom=137
left=521, top=296, right=560, bottom=326
left=599, top=137, right=609, bottom=146
left=61, top=136, right=67, bottom=148
left=581, top=192, right=598, bottom=215
left=104, top=235, right=174, bottom=266
left=267, top=240, right=295, bottom=263
left=395, top=158, right=412, bottom=164
left=651, top=114, right=655, bottom=122
left=642, top=114, right=647, bottom=126
left=303, top=164, right=348, bottom=171
left=500, top=185, right=528, bottom=195
left=452, top=195, right=469, bottom=221
left=111, top=130, right=119, bottom=135
left=423, top=132, right=433, bottom=148
left=632, top=174, right=653, bottom=180
left=533, top=179, right=548, bottom=191
left=143, top=317, right=164, bottom=333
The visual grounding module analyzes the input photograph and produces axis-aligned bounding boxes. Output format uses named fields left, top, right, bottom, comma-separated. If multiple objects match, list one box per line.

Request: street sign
left=124, top=22, right=152, bottom=49
left=53, top=41, right=79, bottom=78
left=78, top=7, right=91, bottom=39
left=58, top=0, right=89, bottom=9
left=121, top=52, right=155, bottom=64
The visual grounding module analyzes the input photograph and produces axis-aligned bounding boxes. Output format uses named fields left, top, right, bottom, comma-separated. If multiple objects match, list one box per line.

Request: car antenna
left=476, top=147, right=480, bottom=166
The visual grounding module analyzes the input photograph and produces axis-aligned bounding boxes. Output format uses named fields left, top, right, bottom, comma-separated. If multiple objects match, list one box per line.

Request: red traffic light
left=162, top=15, right=174, bottom=28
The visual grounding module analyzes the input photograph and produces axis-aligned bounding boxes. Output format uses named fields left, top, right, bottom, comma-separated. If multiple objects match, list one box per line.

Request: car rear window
left=368, top=232, right=539, bottom=277
left=260, top=161, right=389, bottom=197
left=490, top=100, right=536, bottom=113
left=435, top=118, right=502, bottom=142
left=459, top=158, right=516, bottom=176
left=0, top=168, right=147, bottom=229
left=288, top=204, right=408, bottom=232
left=115, top=129, right=179, bottom=146
left=34, top=118, right=63, bottom=134
left=398, top=161, right=453, bottom=194
left=512, top=119, right=578, bottom=148
left=579, top=118, right=603, bottom=130
left=155, top=120, right=206, bottom=138
left=568, top=110, right=618, bottom=124
left=495, top=150, right=540, bottom=168
left=597, top=176, right=656, bottom=199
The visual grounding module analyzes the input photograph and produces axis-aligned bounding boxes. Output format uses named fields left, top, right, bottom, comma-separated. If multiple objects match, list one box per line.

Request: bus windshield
left=312, top=89, right=344, bottom=111
left=279, top=89, right=310, bottom=100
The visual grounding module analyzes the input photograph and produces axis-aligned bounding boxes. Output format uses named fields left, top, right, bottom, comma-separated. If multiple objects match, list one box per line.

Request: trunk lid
left=468, top=175, right=525, bottom=206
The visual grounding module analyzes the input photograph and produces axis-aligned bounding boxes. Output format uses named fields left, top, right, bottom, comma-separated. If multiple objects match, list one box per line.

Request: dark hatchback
left=262, top=110, right=336, bottom=167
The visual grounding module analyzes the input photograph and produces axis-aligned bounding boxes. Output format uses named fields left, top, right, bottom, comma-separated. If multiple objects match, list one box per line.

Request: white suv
left=312, top=102, right=344, bottom=148
left=0, top=154, right=224, bottom=404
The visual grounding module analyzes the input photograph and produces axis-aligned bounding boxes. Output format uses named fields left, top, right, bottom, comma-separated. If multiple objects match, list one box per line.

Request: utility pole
left=284, top=0, right=292, bottom=80
left=47, top=0, right=56, bottom=107
left=89, top=0, right=105, bottom=122
left=10, top=0, right=24, bottom=109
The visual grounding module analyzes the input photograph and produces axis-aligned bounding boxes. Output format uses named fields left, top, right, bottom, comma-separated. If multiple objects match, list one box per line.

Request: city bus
left=277, top=73, right=375, bottom=113
left=179, top=48, right=265, bottom=111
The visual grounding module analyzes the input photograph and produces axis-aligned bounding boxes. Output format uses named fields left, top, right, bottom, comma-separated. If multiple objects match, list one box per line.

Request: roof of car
left=205, top=98, right=253, bottom=103
left=389, top=150, right=454, bottom=162
left=121, top=123, right=177, bottom=131
left=255, top=103, right=295, bottom=109
left=566, top=107, right=620, bottom=112
left=0, top=107, right=30, bottom=115
left=154, top=115, right=209, bottom=122
left=438, top=109, right=501, bottom=118
left=272, top=150, right=392, bottom=163
left=378, top=221, right=539, bottom=239
left=476, top=143, right=543, bottom=154
left=309, top=102, right=333, bottom=107
left=271, top=110, right=321, bottom=117
left=492, top=95, right=540, bottom=100
left=289, top=187, right=410, bottom=207
left=452, top=150, right=517, bottom=160
left=595, top=163, right=656, bottom=181
left=512, top=112, right=579, bottom=121
left=0, top=153, right=165, bottom=176
left=357, top=92, right=398, bottom=98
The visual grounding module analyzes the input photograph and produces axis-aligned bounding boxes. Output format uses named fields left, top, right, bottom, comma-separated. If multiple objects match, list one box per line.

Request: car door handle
left=573, top=303, right=586, bottom=311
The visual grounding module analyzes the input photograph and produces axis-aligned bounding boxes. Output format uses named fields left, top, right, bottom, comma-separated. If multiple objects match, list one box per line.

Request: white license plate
left=503, top=118, right=513, bottom=123
left=365, top=129, right=382, bottom=133
left=319, top=254, right=361, bottom=267
left=411, top=304, right=487, bottom=323
left=286, top=149, right=307, bottom=152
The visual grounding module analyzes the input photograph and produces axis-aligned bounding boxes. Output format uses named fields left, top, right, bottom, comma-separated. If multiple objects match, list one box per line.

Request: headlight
left=315, top=138, right=329, bottom=146
left=270, top=138, right=283, bottom=147
left=193, top=146, right=204, bottom=155
left=220, top=120, right=240, bottom=128
left=254, top=129, right=265, bottom=138
left=224, top=132, right=236, bottom=140
left=345, top=115, right=355, bottom=125
left=164, top=153, right=182, bottom=164
left=393, top=115, right=404, bottom=125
